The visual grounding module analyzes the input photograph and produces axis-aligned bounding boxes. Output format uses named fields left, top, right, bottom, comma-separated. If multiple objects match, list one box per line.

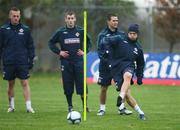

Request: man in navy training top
left=97, top=13, right=133, bottom=116
left=0, top=7, right=35, bottom=113
left=48, top=10, right=91, bottom=112
left=104, top=24, right=146, bottom=120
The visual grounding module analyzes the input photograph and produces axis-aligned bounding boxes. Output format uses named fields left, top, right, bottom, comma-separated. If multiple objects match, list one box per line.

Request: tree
left=154, top=0, right=180, bottom=52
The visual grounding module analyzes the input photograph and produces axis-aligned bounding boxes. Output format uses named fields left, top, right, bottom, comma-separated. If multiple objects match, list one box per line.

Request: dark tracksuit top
left=48, top=25, right=91, bottom=95
left=103, top=35, right=145, bottom=79
left=48, top=25, right=91, bottom=62
left=97, top=27, right=125, bottom=62
left=0, top=22, right=35, bottom=66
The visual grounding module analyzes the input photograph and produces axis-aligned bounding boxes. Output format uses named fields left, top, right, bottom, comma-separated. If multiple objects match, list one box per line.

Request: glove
left=130, top=78, right=134, bottom=85
left=28, top=60, right=34, bottom=70
left=29, top=63, right=34, bottom=70
left=137, top=77, right=143, bottom=85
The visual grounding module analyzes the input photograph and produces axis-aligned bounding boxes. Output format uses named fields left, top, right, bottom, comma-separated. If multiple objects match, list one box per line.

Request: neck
left=108, top=26, right=116, bottom=32
left=67, top=25, right=75, bottom=29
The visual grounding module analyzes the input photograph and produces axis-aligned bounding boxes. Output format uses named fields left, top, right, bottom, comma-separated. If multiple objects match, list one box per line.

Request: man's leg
left=20, top=80, right=34, bottom=113
left=126, top=89, right=146, bottom=120
left=65, top=94, right=73, bottom=112
left=97, top=86, right=108, bottom=115
left=117, top=72, right=132, bottom=107
left=7, top=80, right=15, bottom=112
left=80, top=94, right=90, bottom=112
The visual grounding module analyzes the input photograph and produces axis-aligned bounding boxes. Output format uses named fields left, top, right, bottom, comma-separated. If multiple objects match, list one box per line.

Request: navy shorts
left=60, top=60, right=85, bottom=95
left=113, top=67, right=134, bottom=89
left=97, top=60, right=112, bottom=87
left=3, top=65, right=30, bottom=80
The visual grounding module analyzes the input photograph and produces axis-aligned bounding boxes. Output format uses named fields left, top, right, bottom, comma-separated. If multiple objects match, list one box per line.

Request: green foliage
left=0, top=73, right=180, bottom=130
left=0, top=0, right=136, bottom=50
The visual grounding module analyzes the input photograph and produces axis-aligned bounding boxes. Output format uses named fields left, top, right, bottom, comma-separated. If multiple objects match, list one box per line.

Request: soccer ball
left=67, top=111, right=81, bottom=124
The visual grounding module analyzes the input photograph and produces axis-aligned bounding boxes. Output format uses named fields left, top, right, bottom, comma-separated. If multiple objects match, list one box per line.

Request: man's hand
left=137, top=77, right=143, bottom=85
left=77, top=49, right=84, bottom=56
left=130, top=78, right=134, bottom=85
left=29, top=63, right=34, bottom=70
left=59, top=51, right=69, bottom=58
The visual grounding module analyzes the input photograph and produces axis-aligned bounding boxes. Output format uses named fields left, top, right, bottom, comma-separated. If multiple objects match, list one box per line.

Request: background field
left=0, top=73, right=180, bottom=130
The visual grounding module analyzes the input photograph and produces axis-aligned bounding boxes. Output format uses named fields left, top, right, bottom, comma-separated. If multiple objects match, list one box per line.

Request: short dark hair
left=107, top=13, right=118, bottom=21
left=65, top=10, right=76, bottom=17
left=9, top=7, right=20, bottom=12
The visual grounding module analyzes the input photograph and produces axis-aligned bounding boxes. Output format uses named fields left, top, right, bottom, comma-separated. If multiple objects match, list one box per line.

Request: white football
left=67, top=111, right=81, bottom=124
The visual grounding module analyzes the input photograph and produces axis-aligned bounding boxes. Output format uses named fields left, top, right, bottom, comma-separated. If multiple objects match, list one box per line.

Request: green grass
left=0, top=72, right=180, bottom=130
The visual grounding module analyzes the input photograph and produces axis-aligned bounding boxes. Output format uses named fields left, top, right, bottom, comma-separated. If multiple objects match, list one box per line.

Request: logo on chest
left=133, top=48, right=138, bottom=55
left=18, top=28, right=24, bottom=35
left=64, top=38, right=80, bottom=44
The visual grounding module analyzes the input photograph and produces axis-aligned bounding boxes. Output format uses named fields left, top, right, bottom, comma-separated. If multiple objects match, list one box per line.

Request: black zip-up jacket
left=97, top=27, right=125, bottom=62
left=0, top=22, right=35, bottom=65
left=48, top=25, right=91, bottom=61
left=103, top=35, right=145, bottom=79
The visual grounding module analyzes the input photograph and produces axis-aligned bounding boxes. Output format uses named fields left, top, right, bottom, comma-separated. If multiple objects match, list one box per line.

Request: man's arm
left=0, top=28, right=3, bottom=60
left=86, top=34, right=91, bottom=53
left=48, top=30, right=61, bottom=55
left=27, top=29, right=35, bottom=69
left=136, top=49, right=145, bottom=85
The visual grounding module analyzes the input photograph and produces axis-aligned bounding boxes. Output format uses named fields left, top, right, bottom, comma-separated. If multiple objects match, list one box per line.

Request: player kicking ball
left=104, top=24, right=146, bottom=120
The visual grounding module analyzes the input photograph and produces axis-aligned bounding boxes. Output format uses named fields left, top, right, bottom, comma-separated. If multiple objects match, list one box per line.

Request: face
left=107, top=16, right=118, bottom=31
left=65, top=14, right=76, bottom=28
left=9, top=10, right=21, bottom=25
left=128, top=32, right=138, bottom=41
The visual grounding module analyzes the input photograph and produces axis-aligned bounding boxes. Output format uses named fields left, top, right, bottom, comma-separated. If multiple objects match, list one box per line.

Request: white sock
left=26, top=100, right=32, bottom=110
left=134, top=104, right=144, bottom=115
left=100, top=104, right=106, bottom=111
left=119, top=92, right=125, bottom=99
left=119, top=102, right=125, bottom=110
left=10, top=97, right=15, bottom=109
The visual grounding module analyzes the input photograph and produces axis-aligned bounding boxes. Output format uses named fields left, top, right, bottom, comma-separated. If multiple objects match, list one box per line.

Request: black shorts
left=3, top=65, right=30, bottom=80
left=97, top=60, right=112, bottom=87
left=60, top=60, right=85, bottom=95
left=113, top=67, right=134, bottom=88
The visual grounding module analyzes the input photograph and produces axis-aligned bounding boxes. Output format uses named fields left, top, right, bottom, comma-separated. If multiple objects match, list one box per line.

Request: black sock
left=81, top=95, right=88, bottom=108
left=65, top=94, right=73, bottom=107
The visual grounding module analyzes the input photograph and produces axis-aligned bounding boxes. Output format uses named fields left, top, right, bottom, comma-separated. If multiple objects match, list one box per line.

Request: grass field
left=0, top=72, right=180, bottom=130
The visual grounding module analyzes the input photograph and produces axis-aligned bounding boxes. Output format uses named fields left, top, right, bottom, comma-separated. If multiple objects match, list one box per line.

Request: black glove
left=29, top=63, right=33, bottom=70
left=130, top=78, right=134, bottom=85
left=28, top=59, right=34, bottom=70
left=137, top=77, right=143, bottom=85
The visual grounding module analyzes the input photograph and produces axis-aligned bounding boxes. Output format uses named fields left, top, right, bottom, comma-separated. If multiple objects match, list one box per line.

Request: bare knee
left=101, top=87, right=108, bottom=93
left=21, top=80, right=29, bottom=87
left=123, top=72, right=132, bottom=82
left=8, top=80, right=15, bottom=88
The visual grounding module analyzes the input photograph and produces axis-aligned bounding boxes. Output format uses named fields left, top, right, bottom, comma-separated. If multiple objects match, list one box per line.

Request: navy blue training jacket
left=97, top=27, right=125, bottom=62
left=48, top=25, right=91, bottom=61
left=0, top=22, right=35, bottom=65
left=103, top=35, right=145, bottom=79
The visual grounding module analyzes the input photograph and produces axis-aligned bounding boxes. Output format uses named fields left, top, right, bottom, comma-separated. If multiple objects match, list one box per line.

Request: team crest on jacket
left=133, top=48, right=138, bottom=55
left=75, top=32, right=80, bottom=37
left=18, top=28, right=24, bottom=35
left=63, top=31, right=68, bottom=34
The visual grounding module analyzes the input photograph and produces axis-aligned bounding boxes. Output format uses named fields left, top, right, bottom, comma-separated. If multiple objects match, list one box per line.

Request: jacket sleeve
left=135, top=49, right=145, bottom=79
left=48, top=30, right=61, bottom=55
left=27, top=29, right=35, bottom=63
left=97, top=33, right=105, bottom=59
left=86, top=34, right=91, bottom=53
left=0, top=28, right=2, bottom=60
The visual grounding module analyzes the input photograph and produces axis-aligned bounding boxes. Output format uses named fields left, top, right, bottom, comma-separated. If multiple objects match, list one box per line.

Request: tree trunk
left=169, top=42, right=174, bottom=53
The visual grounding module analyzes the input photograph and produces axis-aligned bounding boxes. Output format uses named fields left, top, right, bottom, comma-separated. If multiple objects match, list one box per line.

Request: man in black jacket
left=104, top=24, right=146, bottom=120
left=0, top=7, right=35, bottom=113
left=48, top=10, right=91, bottom=112
left=97, top=13, right=132, bottom=116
